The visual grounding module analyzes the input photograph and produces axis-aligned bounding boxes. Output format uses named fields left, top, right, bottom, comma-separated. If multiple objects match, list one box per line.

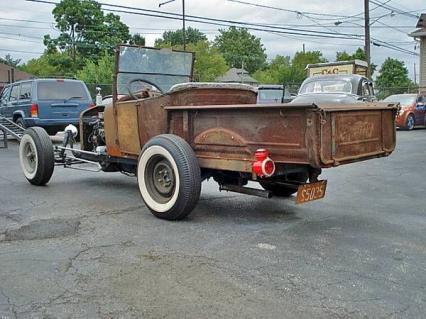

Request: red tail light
left=88, top=102, right=96, bottom=108
left=30, top=103, right=38, bottom=117
left=253, top=149, right=275, bottom=177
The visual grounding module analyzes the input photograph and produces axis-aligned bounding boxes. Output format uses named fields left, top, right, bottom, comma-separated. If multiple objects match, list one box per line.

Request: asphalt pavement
left=0, top=130, right=425, bottom=318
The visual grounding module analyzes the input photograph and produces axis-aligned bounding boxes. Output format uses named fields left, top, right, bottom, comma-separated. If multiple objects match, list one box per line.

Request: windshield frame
left=114, top=45, right=195, bottom=103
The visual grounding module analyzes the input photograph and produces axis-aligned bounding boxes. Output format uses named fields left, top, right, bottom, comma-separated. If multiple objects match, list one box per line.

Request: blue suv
left=0, top=78, right=93, bottom=135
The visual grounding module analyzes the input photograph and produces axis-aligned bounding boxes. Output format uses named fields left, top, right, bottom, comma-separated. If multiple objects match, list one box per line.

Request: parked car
left=382, top=93, right=426, bottom=130
left=291, top=74, right=376, bottom=104
left=0, top=78, right=93, bottom=135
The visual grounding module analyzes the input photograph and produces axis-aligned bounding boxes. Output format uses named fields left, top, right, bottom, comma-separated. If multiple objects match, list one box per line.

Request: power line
left=0, top=16, right=54, bottom=25
left=227, top=0, right=359, bottom=19
left=0, top=35, right=41, bottom=44
left=223, top=0, right=417, bottom=57
left=0, top=48, right=43, bottom=55
left=24, top=0, right=364, bottom=39
left=0, top=31, right=44, bottom=41
left=23, top=0, right=419, bottom=57
left=1, top=15, right=413, bottom=30
left=0, top=23, right=53, bottom=30
left=370, top=0, right=420, bottom=19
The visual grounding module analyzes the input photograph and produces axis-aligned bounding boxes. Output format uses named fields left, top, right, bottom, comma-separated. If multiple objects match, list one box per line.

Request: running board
left=219, top=184, right=272, bottom=198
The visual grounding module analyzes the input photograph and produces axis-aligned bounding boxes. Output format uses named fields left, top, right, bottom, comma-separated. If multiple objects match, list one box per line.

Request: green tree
left=214, top=27, right=266, bottom=74
left=375, top=57, right=416, bottom=99
left=335, top=51, right=352, bottom=61
left=290, top=50, right=327, bottom=84
left=76, top=52, right=114, bottom=84
left=253, top=51, right=327, bottom=85
left=155, top=27, right=207, bottom=47
left=156, top=40, right=228, bottom=82
left=0, top=54, right=21, bottom=67
left=336, top=47, right=376, bottom=75
left=44, top=0, right=130, bottom=70
left=129, top=34, right=146, bottom=46
left=253, top=55, right=291, bottom=84
left=20, top=51, right=73, bottom=77
left=189, top=41, right=228, bottom=82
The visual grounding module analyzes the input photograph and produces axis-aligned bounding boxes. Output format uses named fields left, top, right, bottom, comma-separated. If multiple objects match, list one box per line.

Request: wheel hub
left=153, top=161, right=175, bottom=196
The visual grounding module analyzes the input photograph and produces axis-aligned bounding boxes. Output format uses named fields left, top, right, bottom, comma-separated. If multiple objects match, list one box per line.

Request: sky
left=1, top=0, right=425, bottom=80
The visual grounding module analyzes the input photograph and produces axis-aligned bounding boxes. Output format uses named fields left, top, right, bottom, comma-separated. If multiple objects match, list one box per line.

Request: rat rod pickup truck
left=18, top=46, right=398, bottom=220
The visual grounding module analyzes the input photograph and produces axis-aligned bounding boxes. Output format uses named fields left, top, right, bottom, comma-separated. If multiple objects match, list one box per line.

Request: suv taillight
left=30, top=103, right=38, bottom=117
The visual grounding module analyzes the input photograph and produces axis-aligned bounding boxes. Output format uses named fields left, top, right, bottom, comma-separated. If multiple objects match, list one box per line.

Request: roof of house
left=215, top=68, right=258, bottom=84
left=416, top=13, right=426, bottom=28
left=409, top=29, right=426, bottom=37
left=0, top=63, right=33, bottom=85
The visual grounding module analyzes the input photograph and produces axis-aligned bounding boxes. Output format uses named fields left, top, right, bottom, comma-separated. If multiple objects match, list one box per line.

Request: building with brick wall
left=0, top=63, right=33, bottom=92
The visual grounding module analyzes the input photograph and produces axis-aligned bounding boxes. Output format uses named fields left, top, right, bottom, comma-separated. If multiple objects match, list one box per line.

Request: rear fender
left=12, top=110, right=25, bottom=121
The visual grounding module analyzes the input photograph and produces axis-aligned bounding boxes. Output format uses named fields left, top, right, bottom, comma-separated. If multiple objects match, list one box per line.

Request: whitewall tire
left=19, top=127, right=54, bottom=185
left=137, top=134, right=201, bottom=220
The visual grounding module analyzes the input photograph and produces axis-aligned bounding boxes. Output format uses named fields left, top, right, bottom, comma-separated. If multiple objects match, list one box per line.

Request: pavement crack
left=63, top=241, right=136, bottom=273
left=0, top=287, right=17, bottom=319
left=0, top=212, right=23, bottom=223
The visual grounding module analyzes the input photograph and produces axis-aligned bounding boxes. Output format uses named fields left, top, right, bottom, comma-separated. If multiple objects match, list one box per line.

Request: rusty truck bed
left=163, top=102, right=397, bottom=172
left=103, top=85, right=397, bottom=173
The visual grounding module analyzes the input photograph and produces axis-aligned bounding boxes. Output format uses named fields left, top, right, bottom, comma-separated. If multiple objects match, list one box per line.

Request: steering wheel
left=127, top=79, right=164, bottom=100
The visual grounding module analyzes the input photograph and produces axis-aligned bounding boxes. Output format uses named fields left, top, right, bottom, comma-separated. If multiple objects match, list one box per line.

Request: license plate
left=296, top=180, right=327, bottom=204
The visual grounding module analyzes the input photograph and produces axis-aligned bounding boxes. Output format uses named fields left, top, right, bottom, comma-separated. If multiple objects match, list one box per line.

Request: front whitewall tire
left=19, top=134, right=39, bottom=180
left=18, top=127, right=54, bottom=186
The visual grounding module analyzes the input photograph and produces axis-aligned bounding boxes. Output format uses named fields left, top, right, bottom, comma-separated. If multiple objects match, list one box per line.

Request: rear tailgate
left=318, top=103, right=397, bottom=166
left=36, top=80, right=92, bottom=121
left=38, top=100, right=84, bottom=121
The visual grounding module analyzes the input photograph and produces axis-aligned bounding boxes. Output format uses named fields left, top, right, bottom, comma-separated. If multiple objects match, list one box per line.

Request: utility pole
left=364, top=0, right=371, bottom=78
left=414, top=63, right=417, bottom=85
left=159, top=0, right=186, bottom=51
left=182, top=0, right=186, bottom=51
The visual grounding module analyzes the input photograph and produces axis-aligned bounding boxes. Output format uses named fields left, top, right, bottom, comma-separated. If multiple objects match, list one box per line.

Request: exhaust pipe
left=219, top=184, right=272, bottom=199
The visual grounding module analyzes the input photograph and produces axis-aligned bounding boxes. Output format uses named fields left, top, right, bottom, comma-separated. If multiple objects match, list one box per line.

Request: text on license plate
left=296, top=180, right=327, bottom=204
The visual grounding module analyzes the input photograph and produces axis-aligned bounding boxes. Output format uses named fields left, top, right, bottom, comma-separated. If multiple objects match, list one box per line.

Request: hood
left=290, top=93, right=361, bottom=105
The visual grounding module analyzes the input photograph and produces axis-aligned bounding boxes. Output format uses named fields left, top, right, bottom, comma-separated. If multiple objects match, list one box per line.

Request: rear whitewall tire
left=137, top=134, right=201, bottom=220
left=138, top=145, right=181, bottom=213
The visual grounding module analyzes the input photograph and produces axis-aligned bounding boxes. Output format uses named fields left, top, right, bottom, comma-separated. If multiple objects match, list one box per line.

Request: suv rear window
left=19, top=82, right=32, bottom=100
left=37, top=81, right=89, bottom=100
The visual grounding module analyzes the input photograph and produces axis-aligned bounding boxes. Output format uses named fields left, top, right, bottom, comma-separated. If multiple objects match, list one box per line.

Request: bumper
left=395, top=112, right=408, bottom=128
left=24, top=118, right=79, bottom=128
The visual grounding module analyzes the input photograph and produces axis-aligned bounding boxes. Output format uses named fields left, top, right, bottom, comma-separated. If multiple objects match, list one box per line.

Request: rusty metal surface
left=319, top=105, right=397, bottom=166
left=116, top=102, right=140, bottom=156
left=104, top=86, right=397, bottom=172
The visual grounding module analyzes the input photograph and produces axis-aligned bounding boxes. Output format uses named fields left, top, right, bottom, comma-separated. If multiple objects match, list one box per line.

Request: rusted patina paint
left=104, top=85, right=397, bottom=171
